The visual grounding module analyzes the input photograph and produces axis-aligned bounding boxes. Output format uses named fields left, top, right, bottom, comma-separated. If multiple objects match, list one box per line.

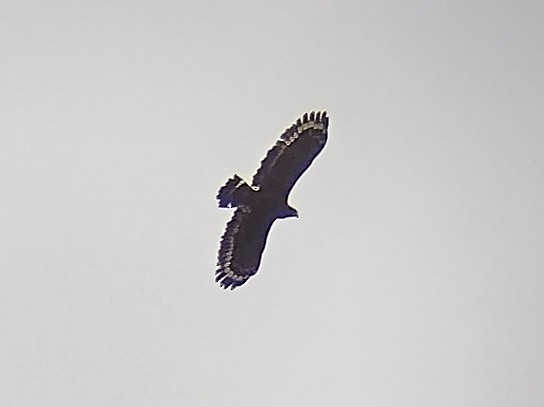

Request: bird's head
left=278, top=205, right=298, bottom=219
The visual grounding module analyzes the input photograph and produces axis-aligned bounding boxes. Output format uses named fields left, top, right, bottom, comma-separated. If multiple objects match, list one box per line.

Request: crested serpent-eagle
left=215, top=111, right=329, bottom=289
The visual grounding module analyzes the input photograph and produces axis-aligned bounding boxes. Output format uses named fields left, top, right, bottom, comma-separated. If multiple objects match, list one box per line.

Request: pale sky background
left=2, top=1, right=544, bottom=406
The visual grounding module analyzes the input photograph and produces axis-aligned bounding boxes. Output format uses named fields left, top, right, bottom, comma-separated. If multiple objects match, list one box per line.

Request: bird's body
left=216, top=111, right=328, bottom=289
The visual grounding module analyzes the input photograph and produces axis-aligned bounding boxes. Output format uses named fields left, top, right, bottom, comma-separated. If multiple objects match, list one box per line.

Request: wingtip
left=299, top=110, right=328, bottom=125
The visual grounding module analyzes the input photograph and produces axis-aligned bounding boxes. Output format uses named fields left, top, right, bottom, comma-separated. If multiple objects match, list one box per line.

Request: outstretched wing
left=252, top=111, right=328, bottom=195
left=216, top=205, right=275, bottom=289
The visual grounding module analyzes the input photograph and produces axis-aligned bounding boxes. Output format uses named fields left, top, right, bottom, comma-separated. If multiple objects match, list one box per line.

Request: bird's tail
left=217, top=175, right=255, bottom=208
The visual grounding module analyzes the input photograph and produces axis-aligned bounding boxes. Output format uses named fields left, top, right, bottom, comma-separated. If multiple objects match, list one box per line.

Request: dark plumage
left=215, top=111, right=329, bottom=289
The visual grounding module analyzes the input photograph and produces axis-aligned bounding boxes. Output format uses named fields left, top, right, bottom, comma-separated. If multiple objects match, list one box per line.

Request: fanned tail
left=216, top=175, right=254, bottom=208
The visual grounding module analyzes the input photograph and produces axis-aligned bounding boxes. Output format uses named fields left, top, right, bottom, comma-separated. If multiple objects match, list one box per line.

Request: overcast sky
left=2, top=1, right=544, bottom=406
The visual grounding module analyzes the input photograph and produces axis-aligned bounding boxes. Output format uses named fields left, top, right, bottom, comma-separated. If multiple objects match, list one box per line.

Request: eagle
left=215, top=111, right=329, bottom=289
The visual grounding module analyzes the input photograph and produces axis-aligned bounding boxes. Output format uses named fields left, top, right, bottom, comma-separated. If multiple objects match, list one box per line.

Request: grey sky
left=2, top=1, right=543, bottom=406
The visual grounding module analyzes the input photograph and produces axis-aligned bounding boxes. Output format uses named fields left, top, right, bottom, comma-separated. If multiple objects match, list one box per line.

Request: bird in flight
left=215, top=111, right=329, bottom=289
